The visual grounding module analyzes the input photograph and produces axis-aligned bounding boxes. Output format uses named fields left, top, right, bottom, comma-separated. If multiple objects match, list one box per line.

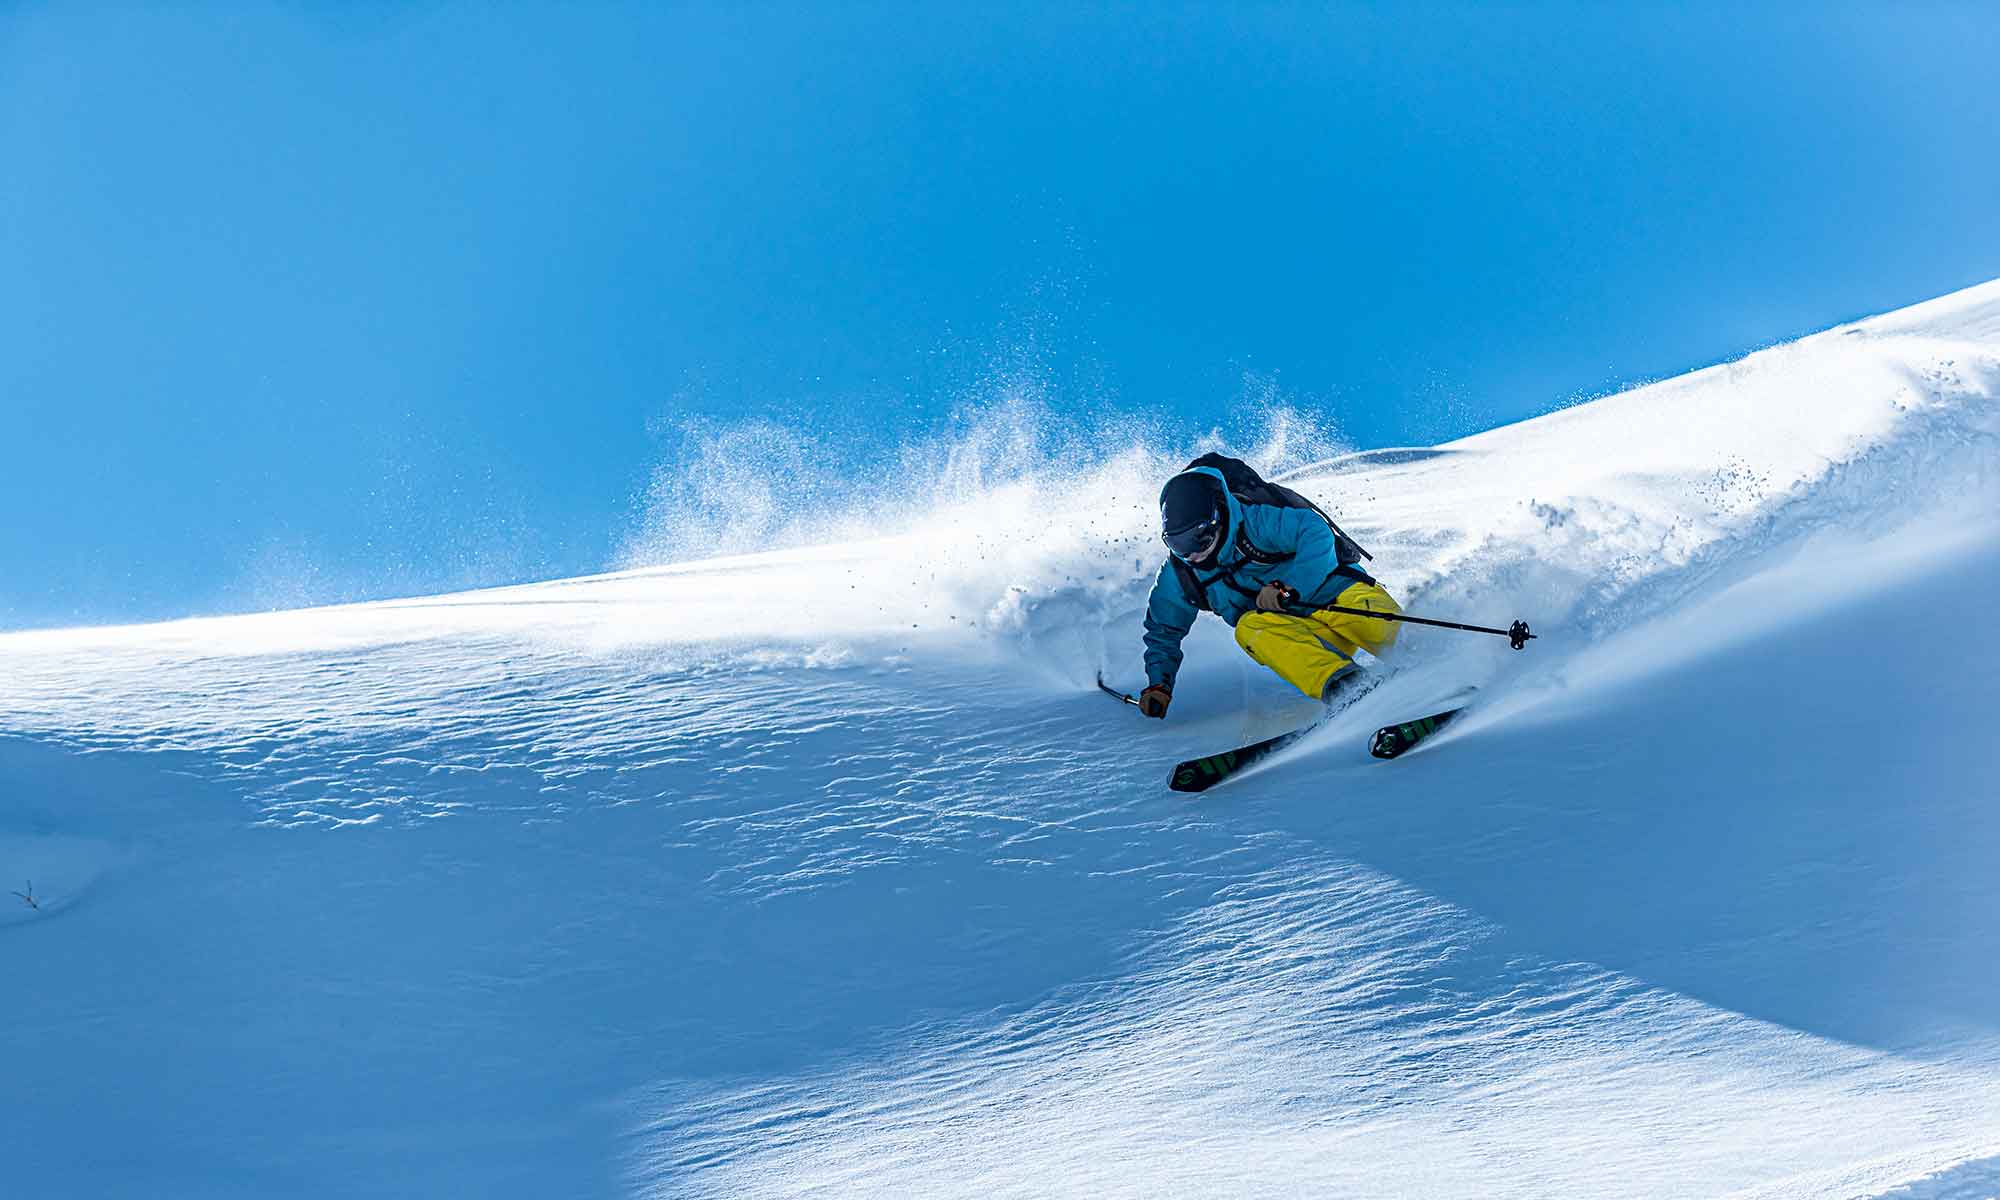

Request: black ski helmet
left=1159, top=471, right=1227, bottom=564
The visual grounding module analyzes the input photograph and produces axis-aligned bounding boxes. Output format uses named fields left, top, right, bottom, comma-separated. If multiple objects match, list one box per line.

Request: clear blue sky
left=6, top=2, right=1997, bottom=629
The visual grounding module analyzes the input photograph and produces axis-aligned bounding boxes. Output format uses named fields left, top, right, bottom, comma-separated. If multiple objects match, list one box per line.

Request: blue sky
left=6, top=2, right=1997, bottom=629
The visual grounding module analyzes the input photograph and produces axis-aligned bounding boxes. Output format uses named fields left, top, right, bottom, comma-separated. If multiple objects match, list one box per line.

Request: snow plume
left=618, top=413, right=838, bottom=561
left=615, top=378, right=1352, bottom=572
left=607, top=370, right=1355, bottom=681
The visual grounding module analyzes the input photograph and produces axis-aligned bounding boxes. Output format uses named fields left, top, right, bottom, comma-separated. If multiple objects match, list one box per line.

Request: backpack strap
left=1169, top=555, right=1210, bottom=613
left=1232, top=525, right=1293, bottom=566
left=1170, top=515, right=1302, bottom=612
left=1326, top=561, right=1377, bottom=588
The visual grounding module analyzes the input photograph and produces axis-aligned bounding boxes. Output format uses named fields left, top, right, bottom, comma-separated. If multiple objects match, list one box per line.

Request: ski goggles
left=1162, top=513, right=1222, bottom=561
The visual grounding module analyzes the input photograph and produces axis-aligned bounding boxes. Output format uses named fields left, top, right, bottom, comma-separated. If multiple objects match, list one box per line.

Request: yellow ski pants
left=1233, top=580, right=1401, bottom=700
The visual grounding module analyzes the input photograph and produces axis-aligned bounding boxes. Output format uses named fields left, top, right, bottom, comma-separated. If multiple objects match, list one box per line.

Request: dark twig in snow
left=11, top=881, right=37, bottom=911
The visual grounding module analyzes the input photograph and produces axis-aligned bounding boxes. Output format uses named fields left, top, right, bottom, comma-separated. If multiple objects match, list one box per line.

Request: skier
left=1137, top=457, right=1400, bottom=719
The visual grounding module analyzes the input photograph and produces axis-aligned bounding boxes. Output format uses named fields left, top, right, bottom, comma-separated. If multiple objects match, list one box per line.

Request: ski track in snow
left=4, top=282, right=2000, bottom=1197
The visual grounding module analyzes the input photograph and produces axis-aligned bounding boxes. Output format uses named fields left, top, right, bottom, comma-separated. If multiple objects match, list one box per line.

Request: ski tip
left=1168, top=760, right=1220, bottom=792
left=1367, top=728, right=1409, bottom=759
left=1368, top=705, right=1467, bottom=761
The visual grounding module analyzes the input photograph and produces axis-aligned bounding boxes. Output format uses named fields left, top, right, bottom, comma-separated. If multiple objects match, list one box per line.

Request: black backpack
left=1166, top=452, right=1371, bottom=613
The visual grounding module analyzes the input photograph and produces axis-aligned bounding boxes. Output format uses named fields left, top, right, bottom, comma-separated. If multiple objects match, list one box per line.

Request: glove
left=1139, top=685, right=1172, bottom=719
left=1255, top=581, right=1296, bottom=612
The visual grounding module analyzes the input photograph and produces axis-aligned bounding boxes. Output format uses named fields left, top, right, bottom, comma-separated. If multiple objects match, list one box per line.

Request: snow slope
left=3, top=281, right=1999, bottom=1198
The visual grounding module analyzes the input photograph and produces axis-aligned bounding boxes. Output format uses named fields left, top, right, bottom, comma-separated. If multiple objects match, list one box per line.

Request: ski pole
left=1096, top=674, right=1141, bottom=706
left=1283, top=593, right=1536, bottom=650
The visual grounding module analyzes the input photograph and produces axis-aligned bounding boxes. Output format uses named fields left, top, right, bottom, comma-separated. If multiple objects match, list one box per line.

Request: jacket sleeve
left=1244, top=504, right=1342, bottom=602
left=1141, top=560, right=1199, bottom=690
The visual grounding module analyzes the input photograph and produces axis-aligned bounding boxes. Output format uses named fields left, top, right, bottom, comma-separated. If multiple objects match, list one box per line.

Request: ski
left=1367, top=705, right=1467, bottom=760
left=1166, top=670, right=1391, bottom=793
left=1168, top=719, right=1323, bottom=793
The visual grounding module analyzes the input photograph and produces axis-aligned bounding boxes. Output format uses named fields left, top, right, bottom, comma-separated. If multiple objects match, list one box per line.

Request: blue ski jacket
left=1142, top=466, right=1361, bottom=691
